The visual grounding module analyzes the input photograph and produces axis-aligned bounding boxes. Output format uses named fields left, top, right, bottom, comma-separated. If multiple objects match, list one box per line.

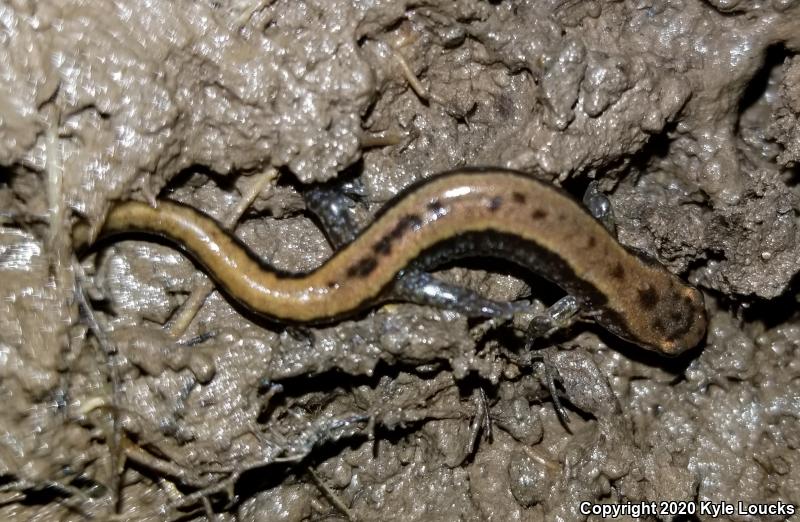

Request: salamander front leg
left=522, top=296, right=580, bottom=426
left=523, top=295, right=580, bottom=351
left=582, top=180, right=616, bottom=236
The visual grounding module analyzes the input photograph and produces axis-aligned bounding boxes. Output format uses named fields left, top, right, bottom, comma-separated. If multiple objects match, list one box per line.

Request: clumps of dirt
left=0, top=0, right=799, bottom=520
left=771, top=55, right=800, bottom=167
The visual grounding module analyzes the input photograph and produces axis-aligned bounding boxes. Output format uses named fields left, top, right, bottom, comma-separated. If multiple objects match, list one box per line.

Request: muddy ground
left=1, top=0, right=799, bottom=520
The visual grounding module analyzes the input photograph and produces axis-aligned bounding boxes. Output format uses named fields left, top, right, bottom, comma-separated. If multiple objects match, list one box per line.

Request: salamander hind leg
left=523, top=295, right=580, bottom=349
left=511, top=295, right=582, bottom=428
left=304, top=177, right=368, bottom=248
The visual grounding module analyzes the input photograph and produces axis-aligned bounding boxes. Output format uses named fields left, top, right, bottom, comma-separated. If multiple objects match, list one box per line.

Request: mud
left=0, top=0, right=799, bottom=520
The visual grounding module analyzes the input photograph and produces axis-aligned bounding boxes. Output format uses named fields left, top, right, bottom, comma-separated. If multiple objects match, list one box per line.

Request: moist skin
left=77, top=168, right=707, bottom=355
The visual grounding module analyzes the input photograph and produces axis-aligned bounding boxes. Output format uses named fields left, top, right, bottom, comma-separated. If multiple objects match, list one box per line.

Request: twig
left=164, top=168, right=277, bottom=337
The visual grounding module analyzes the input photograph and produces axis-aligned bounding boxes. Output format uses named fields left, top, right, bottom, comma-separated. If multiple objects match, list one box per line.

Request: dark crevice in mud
left=737, top=44, right=788, bottom=122
left=684, top=255, right=711, bottom=280
left=559, top=173, right=595, bottom=200
left=740, top=270, right=800, bottom=329
left=229, top=436, right=366, bottom=505
left=785, top=163, right=800, bottom=187
left=259, top=367, right=378, bottom=406
left=6, top=481, right=72, bottom=507
left=160, top=164, right=238, bottom=195
left=627, top=120, right=680, bottom=174
left=0, top=165, right=15, bottom=185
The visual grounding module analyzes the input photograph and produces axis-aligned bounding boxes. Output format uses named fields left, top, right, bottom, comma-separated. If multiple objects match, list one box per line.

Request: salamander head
left=635, top=281, right=707, bottom=355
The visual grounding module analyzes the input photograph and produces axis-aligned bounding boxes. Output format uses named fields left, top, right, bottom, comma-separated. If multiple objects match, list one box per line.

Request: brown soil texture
left=1, top=1, right=799, bottom=521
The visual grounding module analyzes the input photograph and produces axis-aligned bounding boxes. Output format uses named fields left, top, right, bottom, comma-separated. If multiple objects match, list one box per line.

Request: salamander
left=76, top=168, right=707, bottom=355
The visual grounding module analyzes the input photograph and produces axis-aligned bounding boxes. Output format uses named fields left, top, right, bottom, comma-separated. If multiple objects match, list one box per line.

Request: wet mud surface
left=1, top=1, right=799, bottom=520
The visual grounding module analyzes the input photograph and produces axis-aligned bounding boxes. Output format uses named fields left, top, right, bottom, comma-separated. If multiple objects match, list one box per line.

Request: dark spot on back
left=512, top=192, right=526, bottom=204
left=637, top=285, right=659, bottom=310
left=394, top=214, right=422, bottom=234
left=372, top=214, right=422, bottom=256
left=373, top=237, right=392, bottom=255
left=427, top=200, right=444, bottom=215
left=531, top=209, right=548, bottom=220
left=609, top=262, right=625, bottom=280
left=488, top=196, right=503, bottom=212
left=346, top=256, right=378, bottom=278
left=587, top=236, right=597, bottom=249
left=327, top=280, right=338, bottom=289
